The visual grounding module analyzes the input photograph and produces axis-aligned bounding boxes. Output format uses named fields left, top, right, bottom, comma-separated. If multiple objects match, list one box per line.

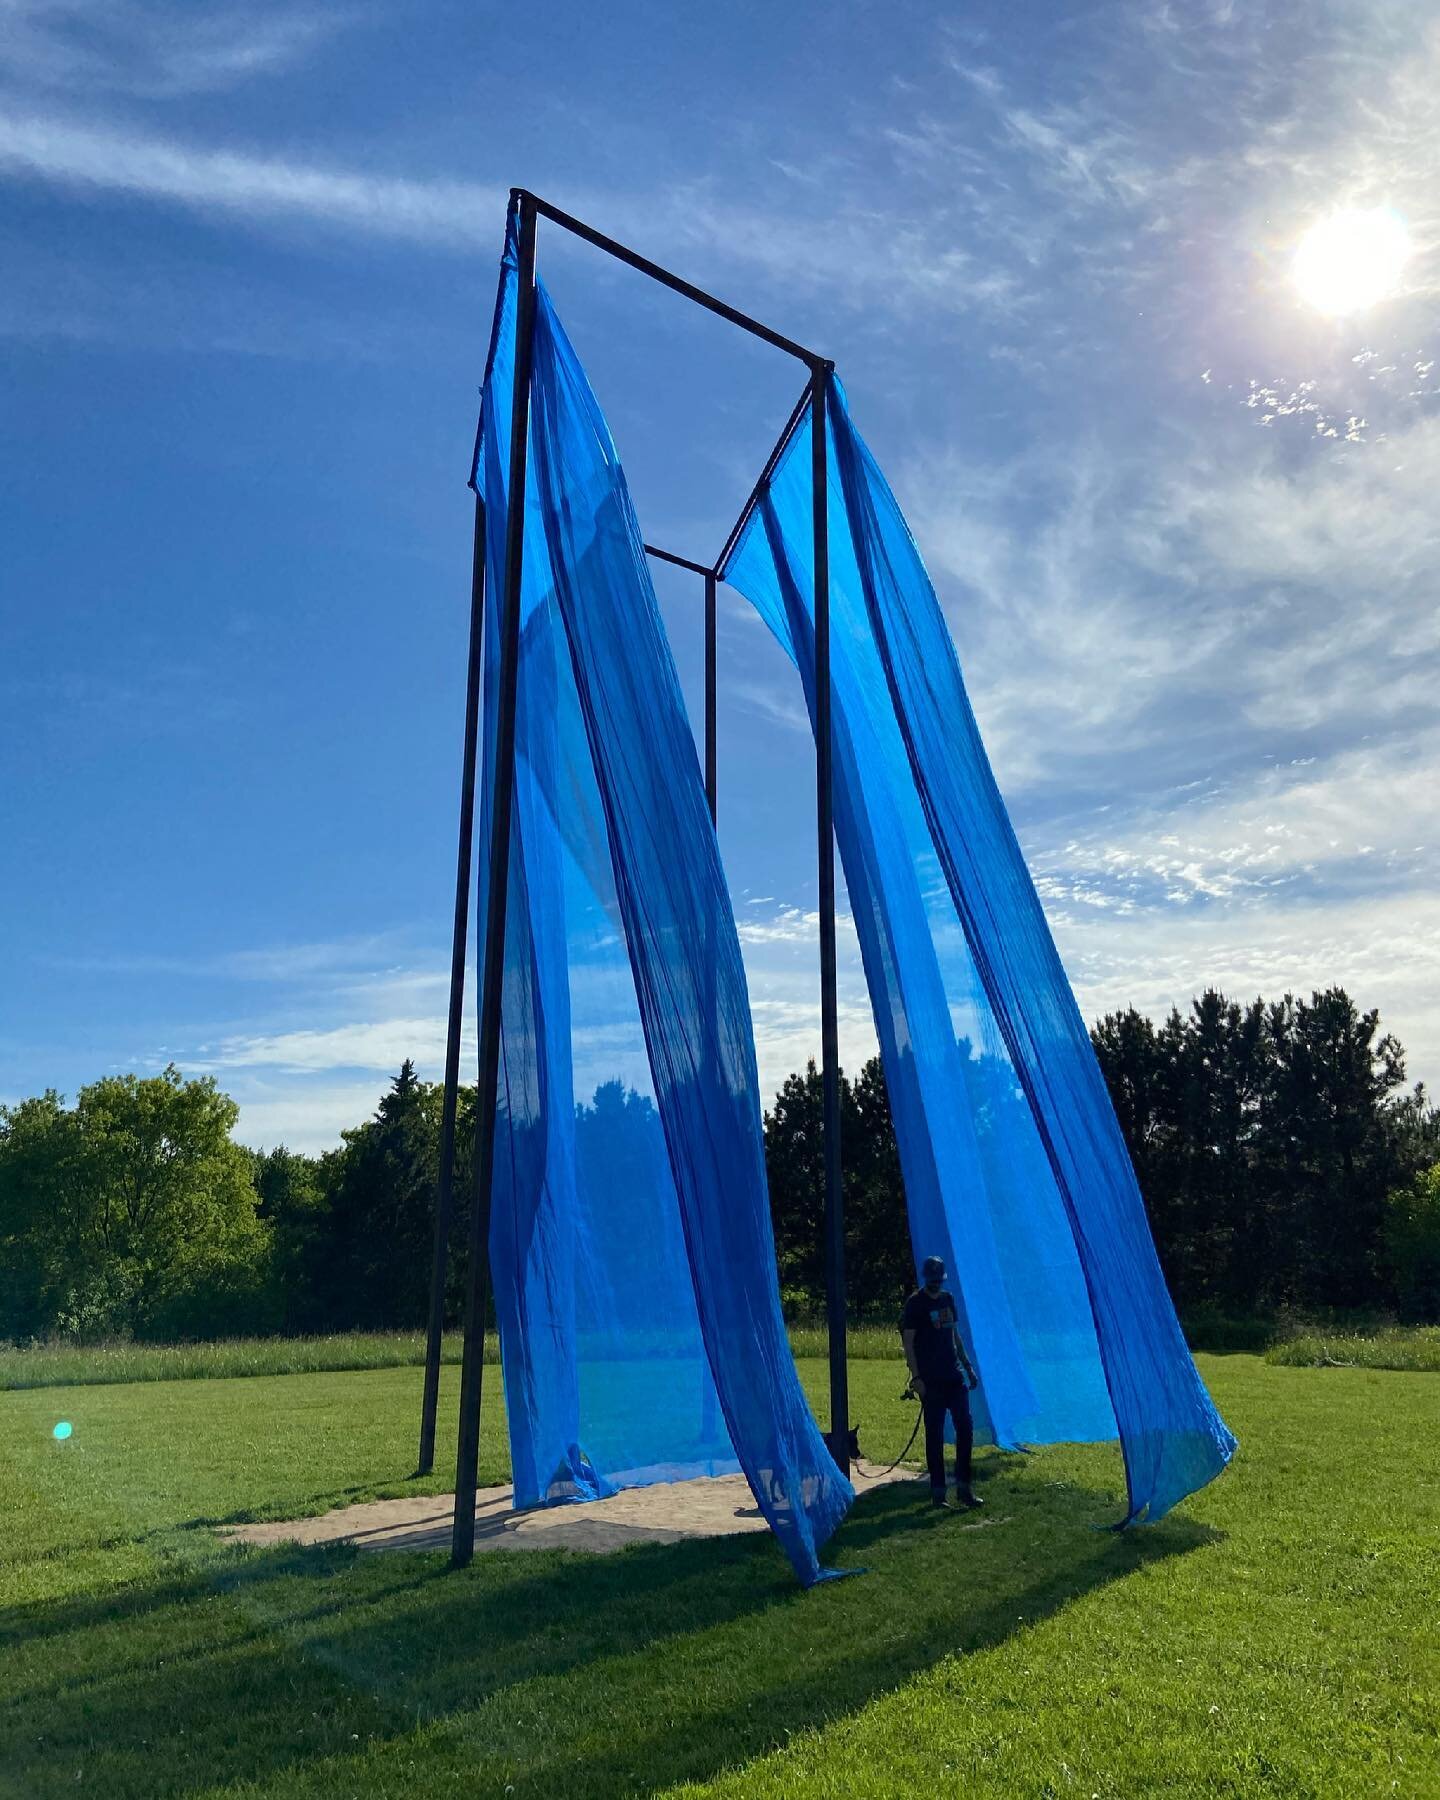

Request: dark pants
left=922, top=1374, right=973, bottom=1495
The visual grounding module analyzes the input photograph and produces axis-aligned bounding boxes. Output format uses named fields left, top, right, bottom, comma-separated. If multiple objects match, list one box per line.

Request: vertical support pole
left=700, top=565, right=721, bottom=1447
left=452, top=193, right=538, bottom=1568
left=704, top=569, right=718, bottom=824
left=812, top=364, right=849, bottom=1477
left=417, top=491, right=486, bottom=1476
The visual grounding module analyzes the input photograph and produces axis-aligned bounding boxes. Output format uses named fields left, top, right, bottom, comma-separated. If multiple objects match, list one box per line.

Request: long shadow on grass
left=0, top=1463, right=1219, bottom=1798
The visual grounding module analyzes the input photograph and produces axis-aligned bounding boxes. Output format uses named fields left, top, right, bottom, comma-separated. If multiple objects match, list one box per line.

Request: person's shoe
left=956, top=1485, right=984, bottom=1510
left=929, top=1489, right=953, bottom=1510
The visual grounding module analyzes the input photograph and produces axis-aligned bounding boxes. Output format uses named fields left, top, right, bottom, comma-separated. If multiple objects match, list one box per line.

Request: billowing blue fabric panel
left=726, top=410, right=1115, bottom=1454
left=526, top=291, right=852, bottom=1583
left=477, top=217, right=738, bottom=1513
left=734, top=374, right=1233, bottom=1522
left=475, top=206, right=852, bottom=1583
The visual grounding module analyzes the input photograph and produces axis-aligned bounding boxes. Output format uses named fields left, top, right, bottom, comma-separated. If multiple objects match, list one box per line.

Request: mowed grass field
left=2, top=1356, right=1436, bottom=1797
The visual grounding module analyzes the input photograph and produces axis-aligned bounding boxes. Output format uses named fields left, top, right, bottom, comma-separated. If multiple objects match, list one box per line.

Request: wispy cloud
left=202, top=1014, right=454, bottom=1075
left=230, top=1077, right=393, bottom=1154
left=59, top=933, right=424, bottom=985
left=903, top=390, right=1440, bottom=802
left=726, top=678, right=812, bottom=736
left=899, top=5, right=1440, bottom=372
left=0, top=1, right=356, bottom=99
left=0, top=112, right=1024, bottom=321
left=0, top=113, right=501, bottom=246
left=1033, top=731, right=1438, bottom=909
left=899, top=372, right=1440, bottom=1085
left=736, top=905, right=858, bottom=948
left=1054, top=886, right=1440, bottom=1090
left=0, top=659, right=245, bottom=736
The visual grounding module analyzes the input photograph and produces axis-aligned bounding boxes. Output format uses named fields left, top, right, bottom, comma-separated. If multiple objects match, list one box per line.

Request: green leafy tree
left=0, top=1091, right=83, bottom=1340
left=0, top=1066, right=266, bottom=1341
left=1383, top=1164, right=1440, bottom=1322
left=249, top=1145, right=325, bottom=1332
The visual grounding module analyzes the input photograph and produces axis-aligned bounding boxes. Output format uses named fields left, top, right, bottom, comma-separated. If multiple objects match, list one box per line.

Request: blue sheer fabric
left=474, top=207, right=853, bottom=1584
left=724, top=375, right=1235, bottom=1522
left=725, top=432, right=1111, bottom=1455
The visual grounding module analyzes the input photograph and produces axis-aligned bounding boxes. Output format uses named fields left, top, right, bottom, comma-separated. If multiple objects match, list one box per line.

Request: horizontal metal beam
left=521, top=189, right=825, bottom=370
left=644, top=543, right=714, bottom=579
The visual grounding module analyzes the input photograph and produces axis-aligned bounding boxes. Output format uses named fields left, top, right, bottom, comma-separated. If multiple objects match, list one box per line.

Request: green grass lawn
left=6, top=1321, right=1433, bottom=1391
left=0, top=1324, right=904, bottom=1391
left=2, top=1356, right=1436, bottom=1797
left=1266, top=1327, right=1440, bottom=1374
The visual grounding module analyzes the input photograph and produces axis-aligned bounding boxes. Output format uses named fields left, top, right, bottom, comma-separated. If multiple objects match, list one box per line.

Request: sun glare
left=1292, top=208, right=1411, bottom=316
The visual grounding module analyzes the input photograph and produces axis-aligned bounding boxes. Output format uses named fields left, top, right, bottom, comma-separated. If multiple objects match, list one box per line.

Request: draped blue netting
left=469, top=199, right=1232, bottom=1584
left=724, top=375, right=1235, bottom=1523
left=474, top=207, right=853, bottom=1585
left=724, top=422, right=1111, bottom=1456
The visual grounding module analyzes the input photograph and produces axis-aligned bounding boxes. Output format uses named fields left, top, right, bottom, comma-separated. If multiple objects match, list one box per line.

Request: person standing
left=900, top=1254, right=982, bottom=1510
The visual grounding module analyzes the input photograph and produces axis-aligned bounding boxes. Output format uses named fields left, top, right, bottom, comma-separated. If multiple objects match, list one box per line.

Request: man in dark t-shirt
left=900, top=1254, right=982, bottom=1510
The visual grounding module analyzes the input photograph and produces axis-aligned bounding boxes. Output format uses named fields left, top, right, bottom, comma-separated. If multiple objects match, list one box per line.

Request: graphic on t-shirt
left=901, top=1288, right=964, bottom=1383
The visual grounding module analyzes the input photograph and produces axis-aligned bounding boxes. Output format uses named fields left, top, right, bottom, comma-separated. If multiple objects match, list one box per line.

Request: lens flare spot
left=53, top=1420, right=73, bottom=1441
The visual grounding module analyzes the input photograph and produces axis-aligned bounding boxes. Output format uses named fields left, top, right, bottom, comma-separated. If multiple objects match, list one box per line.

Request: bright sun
left=1292, top=208, right=1411, bottom=316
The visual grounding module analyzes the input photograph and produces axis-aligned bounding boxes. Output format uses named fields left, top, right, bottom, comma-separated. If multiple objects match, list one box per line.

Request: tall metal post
left=417, top=492, right=486, bottom=1476
left=704, top=570, right=718, bottom=823
left=451, top=193, right=538, bottom=1568
left=812, top=365, right=849, bottom=1476
left=700, top=564, right=721, bottom=1446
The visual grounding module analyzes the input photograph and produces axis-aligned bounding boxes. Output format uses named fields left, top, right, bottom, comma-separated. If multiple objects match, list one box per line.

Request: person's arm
left=951, top=1322, right=979, bottom=1390
left=900, top=1303, right=936, bottom=1396
left=901, top=1322, right=926, bottom=1397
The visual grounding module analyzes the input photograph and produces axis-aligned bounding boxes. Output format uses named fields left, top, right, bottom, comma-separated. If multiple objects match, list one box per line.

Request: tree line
left=2, top=988, right=1437, bottom=1345
left=0, top=1060, right=465, bottom=1344
left=766, top=989, right=1440, bottom=1324
left=1091, top=989, right=1440, bottom=1317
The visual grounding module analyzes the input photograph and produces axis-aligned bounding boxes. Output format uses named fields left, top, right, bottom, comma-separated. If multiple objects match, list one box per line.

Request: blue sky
left=3, top=0, right=1438, bottom=1151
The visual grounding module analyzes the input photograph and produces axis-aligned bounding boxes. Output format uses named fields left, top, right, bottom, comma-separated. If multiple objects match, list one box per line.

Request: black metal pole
left=642, top=543, right=712, bottom=578
left=700, top=565, right=722, bottom=1446
left=417, top=491, right=487, bottom=1477
left=526, top=192, right=821, bottom=366
left=812, top=365, right=849, bottom=1477
left=451, top=194, right=538, bottom=1569
left=714, top=377, right=814, bottom=578
left=704, top=569, right=717, bottom=823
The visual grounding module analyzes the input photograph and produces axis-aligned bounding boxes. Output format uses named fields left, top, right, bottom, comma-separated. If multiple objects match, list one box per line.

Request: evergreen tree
left=763, top=1055, right=911, bottom=1318
left=307, top=1060, right=445, bottom=1330
left=249, top=1145, right=324, bottom=1332
left=763, top=1060, right=831, bottom=1307
left=1092, top=988, right=1438, bottom=1315
left=846, top=1057, right=911, bottom=1317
